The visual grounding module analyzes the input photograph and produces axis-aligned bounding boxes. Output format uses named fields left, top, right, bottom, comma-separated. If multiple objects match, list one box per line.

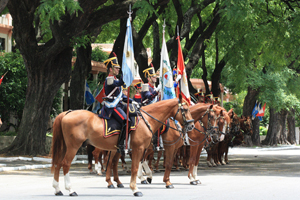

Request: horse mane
left=141, top=98, right=177, bottom=113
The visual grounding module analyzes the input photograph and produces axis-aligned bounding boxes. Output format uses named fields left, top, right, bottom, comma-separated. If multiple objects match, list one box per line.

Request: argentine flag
left=85, top=82, right=95, bottom=105
left=122, top=18, right=135, bottom=87
left=160, top=30, right=176, bottom=100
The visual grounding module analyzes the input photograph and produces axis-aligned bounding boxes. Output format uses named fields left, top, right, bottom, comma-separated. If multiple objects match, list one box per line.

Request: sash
left=104, top=87, right=122, bottom=108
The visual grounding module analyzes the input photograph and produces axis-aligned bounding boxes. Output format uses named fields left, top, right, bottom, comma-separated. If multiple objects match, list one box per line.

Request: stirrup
left=117, top=145, right=125, bottom=156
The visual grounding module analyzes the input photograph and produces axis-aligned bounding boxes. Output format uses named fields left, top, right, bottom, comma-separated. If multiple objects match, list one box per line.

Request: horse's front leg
left=188, top=146, right=197, bottom=185
left=225, top=145, right=229, bottom=164
left=163, top=146, right=176, bottom=188
left=193, top=144, right=204, bottom=184
left=130, top=148, right=145, bottom=196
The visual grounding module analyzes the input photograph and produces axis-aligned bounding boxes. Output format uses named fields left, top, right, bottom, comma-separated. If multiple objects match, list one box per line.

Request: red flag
left=95, top=87, right=106, bottom=104
left=176, top=36, right=191, bottom=105
left=0, top=76, right=3, bottom=85
left=256, top=103, right=266, bottom=117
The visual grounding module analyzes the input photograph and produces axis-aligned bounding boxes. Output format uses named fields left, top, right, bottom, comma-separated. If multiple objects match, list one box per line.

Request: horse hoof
left=117, top=183, right=124, bottom=188
left=55, top=191, right=63, bottom=196
left=166, top=184, right=174, bottom=189
left=107, top=184, right=115, bottom=188
left=196, top=180, right=201, bottom=184
left=190, top=181, right=197, bottom=185
left=141, top=180, right=148, bottom=184
left=147, top=178, right=152, bottom=184
left=134, top=191, right=143, bottom=197
left=69, top=192, right=78, bottom=196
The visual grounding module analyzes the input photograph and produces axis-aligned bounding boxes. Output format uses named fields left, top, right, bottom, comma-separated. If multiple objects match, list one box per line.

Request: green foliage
left=91, top=47, right=109, bottom=62
left=0, top=51, right=62, bottom=130
left=37, top=0, right=83, bottom=43
left=0, top=131, right=17, bottom=136
left=223, top=90, right=247, bottom=116
left=259, top=126, right=268, bottom=136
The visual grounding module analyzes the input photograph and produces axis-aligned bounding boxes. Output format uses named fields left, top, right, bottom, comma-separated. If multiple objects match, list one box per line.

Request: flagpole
left=177, top=26, right=182, bottom=99
left=125, top=5, right=133, bottom=152
left=2, top=71, right=8, bottom=77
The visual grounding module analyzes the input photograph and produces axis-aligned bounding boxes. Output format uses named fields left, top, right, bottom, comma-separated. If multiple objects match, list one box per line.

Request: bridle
left=138, top=99, right=194, bottom=136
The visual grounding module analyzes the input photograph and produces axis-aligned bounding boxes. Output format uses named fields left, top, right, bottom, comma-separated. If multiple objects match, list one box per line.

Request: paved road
left=0, top=146, right=300, bottom=200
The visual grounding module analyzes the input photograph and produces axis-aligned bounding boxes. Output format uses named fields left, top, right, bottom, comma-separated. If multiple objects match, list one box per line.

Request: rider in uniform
left=141, top=65, right=161, bottom=105
left=141, top=65, right=163, bottom=150
left=194, top=89, right=205, bottom=103
left=98, top=56, right=135, bottom=156
left=133, top=81, right=142, bottom=104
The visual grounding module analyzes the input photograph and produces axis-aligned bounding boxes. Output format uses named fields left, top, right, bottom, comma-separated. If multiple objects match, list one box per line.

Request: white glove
left=132, top=101, right=140, bottom=108
left=175, top=74, right=182, bottom=82
left=155, top=84, right=162, bottom=92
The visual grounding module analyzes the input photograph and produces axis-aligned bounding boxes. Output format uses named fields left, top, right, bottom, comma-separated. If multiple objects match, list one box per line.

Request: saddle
left=102, top=104, right=139, bottom=138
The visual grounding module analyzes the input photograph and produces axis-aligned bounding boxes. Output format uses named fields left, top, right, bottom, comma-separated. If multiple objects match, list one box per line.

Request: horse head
left=214, top=108, right=231, bottom=142
left=240, top=115, right=253, bottom=135
left=204, top=105, right=220, bottom=144
left=174, top=97, right=195, bottom=132
left=228, top=111, right=241, bottom=136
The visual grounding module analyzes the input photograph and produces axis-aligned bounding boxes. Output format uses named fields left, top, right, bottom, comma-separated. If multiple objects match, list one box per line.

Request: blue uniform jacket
left=99, top=76, right=132, bottom=119
left=141, top=84, right=158, bottom=105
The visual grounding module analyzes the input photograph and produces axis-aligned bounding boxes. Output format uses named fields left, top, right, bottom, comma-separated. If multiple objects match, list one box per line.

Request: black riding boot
left=117, top=123, right=127, bottom=156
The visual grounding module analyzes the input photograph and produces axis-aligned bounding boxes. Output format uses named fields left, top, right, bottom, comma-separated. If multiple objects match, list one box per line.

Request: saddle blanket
left=102, top=115, right=139, bottom=138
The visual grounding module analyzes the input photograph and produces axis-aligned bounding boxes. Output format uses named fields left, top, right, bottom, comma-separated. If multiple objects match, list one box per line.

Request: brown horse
left=137, top=119, right=185, bottom=188
left=186, top=103, right=221, bottom=184
left=51, top=98, right=194, bottom=197
left=205, top=106, right=231, bottom=167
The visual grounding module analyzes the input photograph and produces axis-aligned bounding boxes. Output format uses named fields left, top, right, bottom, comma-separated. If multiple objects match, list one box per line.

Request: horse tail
left=50, top=112, right=67, bottom=174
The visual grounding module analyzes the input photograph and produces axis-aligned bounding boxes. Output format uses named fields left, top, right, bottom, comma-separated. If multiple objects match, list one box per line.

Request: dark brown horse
left=51, top=98, right=194, bottom=197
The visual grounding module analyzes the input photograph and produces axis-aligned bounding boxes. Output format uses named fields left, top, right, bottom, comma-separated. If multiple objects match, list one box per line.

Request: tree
left=1, top=0, right=139, bottom=155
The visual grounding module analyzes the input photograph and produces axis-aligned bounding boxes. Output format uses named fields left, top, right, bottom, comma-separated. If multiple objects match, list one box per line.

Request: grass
left=0, top=131, right=17, bottom=136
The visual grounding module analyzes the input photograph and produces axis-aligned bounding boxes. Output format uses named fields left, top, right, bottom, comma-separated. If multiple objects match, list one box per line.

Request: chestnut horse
left=187, top=103, right=230, bottom=184
left=205, top=106, right=231, bottom=167
left=51, top=98, right=194, bottom=197
left=137, top=119, right=185, bottom=188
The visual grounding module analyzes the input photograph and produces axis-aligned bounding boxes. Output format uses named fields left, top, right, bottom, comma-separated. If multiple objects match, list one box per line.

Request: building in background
left=0, top=14, right=13, bottom=52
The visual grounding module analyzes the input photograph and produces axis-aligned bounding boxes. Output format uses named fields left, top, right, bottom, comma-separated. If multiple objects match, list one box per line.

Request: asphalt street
left=0, top=146, right=299, bottom=200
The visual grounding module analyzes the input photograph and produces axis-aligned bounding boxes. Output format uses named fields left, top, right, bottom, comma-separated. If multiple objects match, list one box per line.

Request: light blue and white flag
left=160, top=27, right=176, bottom=100
left=122, top=18, right=135, bottom=87
left=85, top=82, right=95, bottom=105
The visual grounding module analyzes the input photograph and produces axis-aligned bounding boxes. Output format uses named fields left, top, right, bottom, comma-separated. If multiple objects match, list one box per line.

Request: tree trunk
left=287, top=108, right=296, bottom=144
left=243, top=87, right=260, bottom=146
left=70, top=44, right=92, bottom=110
left=262, top=108, right=278, bottom=146
left=277, top=110, right=289, bottom=144
left=0, top=48, right=73, bottom=155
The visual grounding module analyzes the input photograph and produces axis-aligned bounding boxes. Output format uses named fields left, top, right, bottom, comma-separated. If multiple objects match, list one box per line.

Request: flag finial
left=127, top=4, right=133, bottom=21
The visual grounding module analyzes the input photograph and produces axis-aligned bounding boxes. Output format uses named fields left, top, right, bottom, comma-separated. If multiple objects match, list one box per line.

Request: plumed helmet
left=104, top=54, right=120, bottom=70
left=143, top=64, right=156, bottom=78
left=134, top=81, right=142, bottom=89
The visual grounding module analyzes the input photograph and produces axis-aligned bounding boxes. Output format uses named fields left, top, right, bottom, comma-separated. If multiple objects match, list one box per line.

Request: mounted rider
left=133, top=81, right=142, bottom=104
left=141, top=65, right=164, bottom=151
left=98, top=55, right=135, bottom=156
left=141, top=65, right=162, bottom=105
